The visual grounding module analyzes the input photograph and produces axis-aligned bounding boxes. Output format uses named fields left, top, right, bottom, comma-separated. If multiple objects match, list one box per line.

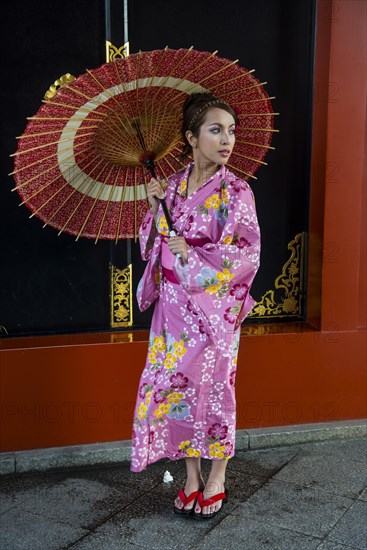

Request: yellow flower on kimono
left=205, top=283, right=222, bottom=294
left=154, top=403, right=170, bottom=418
left=153, top=335, right=166, bottom=352
left=221, top=188, right=229, bottom=205
left=204, top=193, right=221, bottom=210
left=157, top=214, right=169, bottom=235
left=148, top=351, right=157, bottom=364
left=179, top=440, right=190, bottom=450
left=216, top=268, right=235, bottom=284
left=137, top=402, right=148, bottom=420
left=164, top=352, right=175, bottom=370
left=222, top=235, right=233, bottom=245
left=168, top=391, right=184, bottom=403
left=179, top=179, right=187, bottom=196
left=186, top=448, right=201, bottom=457
left=173, top=339, right=187, bottom=358
left=209, top=441, right=227, bottom=458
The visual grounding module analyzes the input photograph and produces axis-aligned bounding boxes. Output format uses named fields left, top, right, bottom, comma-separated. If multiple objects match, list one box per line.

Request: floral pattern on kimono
left=131, top=162, right=261, bottom=472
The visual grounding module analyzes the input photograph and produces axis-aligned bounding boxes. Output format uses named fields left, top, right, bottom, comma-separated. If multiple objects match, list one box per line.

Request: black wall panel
left=0, top=0, right=316, bottom=337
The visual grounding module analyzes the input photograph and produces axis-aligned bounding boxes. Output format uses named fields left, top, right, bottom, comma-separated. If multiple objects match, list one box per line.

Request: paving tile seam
left=315, top=539, right=360, bottom=550
left=321, top=498, right=366, bottom=545
left=266, top=474, right=366, bottom=502
left=325, top=534, right=365, bottom=550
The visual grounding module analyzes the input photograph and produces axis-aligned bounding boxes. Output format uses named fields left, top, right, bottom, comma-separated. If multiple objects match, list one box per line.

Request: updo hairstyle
left=181, top=92, right=238, bottom=158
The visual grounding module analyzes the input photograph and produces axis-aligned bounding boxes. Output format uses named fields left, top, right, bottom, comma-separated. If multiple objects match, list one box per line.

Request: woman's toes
left=174, top=497, right=183, bottom=509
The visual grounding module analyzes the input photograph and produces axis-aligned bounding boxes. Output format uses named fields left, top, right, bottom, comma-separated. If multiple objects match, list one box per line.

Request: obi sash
left=162, top=236, right=211, bottom=284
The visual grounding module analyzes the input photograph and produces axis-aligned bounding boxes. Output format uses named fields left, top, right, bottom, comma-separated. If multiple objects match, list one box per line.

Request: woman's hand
left=147, top=177, right=166, bottom=215
left=167, top=235, right=188, bottom=263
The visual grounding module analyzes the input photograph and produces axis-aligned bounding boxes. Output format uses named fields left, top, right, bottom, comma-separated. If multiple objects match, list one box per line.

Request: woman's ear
left=185, top=130, right=197, bottom=148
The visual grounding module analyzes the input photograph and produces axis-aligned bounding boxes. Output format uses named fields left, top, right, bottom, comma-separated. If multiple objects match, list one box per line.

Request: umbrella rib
left=94, top=165, right=119, bottom=243
left=29, top=153, right=100, bottom=218
left=16, top=128, right=98, bottom=139
left=208, top=69, right=255, bottom=91
left=230, top=150, right=268, bottom=165
left=11, top=149, right=77, bottom=182
left=144, top=48, right=171, bottom=139
left=11, top=137, right=93, bottom=182
left=76, top=163, right=115, bottom=240
left=62, top=85, right=118, bottom=114
left=18, top=151, right=96, bottom=204
left=27, top=116, right=101, bottom=122
left=87, top=62, right=145, bottom=146
left=12, top=133, right=94, bottom=156
left=56, top=159, right=105, bottom=234
left=221, top=81, right=270, bottom=100
left=165, top=150, right=186, bottom=171
left=154, top=49, right=219, bottom=111
left=235, top=139, right=275, bottom=150
left=163, top=55, right=240, bottom=111
left=236, top=96, right=276, bottom=104
left=226, top=162, right=257, bottom=180
left=41, top=99, right=108, bottom=119
left=115, top=167, right=129, bottom=242
left=155, top=160, right=169, bottom=181
left=86, top=67, right=139, bottom=134
left=147, top=47, right=195, bottom=114
left=239, top=113, right=278, bottom=118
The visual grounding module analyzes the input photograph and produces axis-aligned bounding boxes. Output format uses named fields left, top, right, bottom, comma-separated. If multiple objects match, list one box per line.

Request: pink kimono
left=130, top=162, right=261, bottom=472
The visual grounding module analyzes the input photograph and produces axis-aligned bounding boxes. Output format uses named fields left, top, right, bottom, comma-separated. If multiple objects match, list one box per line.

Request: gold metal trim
left=105, top=40, right=130, bottom=62
left=248, top=232, right=306, bottom=319
left=43, top=73, right=76, bottom=100
left=110, top=263, right=133, bottom=327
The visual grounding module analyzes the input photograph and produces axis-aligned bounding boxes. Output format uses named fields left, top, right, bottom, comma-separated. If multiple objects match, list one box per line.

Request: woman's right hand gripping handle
left=147, top=177, right=166, bottom=216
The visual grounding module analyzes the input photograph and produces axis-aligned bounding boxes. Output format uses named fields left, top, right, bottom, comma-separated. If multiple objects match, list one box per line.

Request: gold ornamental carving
left=110, top=263, right=133, bottom=327
left=105, top=40, right=130, bottom=62
left=43, top=73, right=76, bottom=100
left=248, top=232, right=306, bottom=319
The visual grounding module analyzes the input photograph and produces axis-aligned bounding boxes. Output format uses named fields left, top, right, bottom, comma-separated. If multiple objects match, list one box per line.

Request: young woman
left=131, top=92, right=261, bottom=519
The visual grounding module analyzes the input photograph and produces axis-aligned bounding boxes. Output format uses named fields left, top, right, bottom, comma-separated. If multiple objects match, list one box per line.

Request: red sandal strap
left=178, top=488, right=200, bottom=506
left=197, top=490, right=227, bottom=507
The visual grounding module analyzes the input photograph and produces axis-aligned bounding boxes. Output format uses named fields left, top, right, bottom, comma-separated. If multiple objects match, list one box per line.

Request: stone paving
left=0, top=438, right=366, bottom=550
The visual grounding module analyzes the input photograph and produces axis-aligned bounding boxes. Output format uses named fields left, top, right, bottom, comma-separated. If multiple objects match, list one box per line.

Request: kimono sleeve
left=173, top=179, right=261, bottom=340
left=138, top=210, right=158, bottom=261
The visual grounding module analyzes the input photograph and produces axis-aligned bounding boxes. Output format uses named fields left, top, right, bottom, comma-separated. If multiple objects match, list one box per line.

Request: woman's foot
left=174, top=476, right=205, bottom=513
left=194, top=478, right=226, bottom=517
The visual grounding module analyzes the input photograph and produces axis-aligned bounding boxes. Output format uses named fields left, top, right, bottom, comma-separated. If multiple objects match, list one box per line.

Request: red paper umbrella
left=11, top=48, right=277, bottom=242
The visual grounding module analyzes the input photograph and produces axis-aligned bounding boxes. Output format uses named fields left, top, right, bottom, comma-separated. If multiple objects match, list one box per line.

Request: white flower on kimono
left=204, top=349, right=215, bottom=360
left=167, top=400, right=190, bottom=420
left=209, top=314, right=221, bottom=325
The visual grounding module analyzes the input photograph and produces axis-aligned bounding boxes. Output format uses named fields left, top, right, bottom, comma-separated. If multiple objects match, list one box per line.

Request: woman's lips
left=218, top=150, right=230, bottom=157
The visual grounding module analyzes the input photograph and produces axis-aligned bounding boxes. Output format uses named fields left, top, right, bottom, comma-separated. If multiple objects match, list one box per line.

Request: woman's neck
left=189, top=161, right=219, bottom=186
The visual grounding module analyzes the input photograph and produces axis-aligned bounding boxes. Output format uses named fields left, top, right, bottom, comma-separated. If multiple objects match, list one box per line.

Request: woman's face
left=193, top=107, right=236, bottom=167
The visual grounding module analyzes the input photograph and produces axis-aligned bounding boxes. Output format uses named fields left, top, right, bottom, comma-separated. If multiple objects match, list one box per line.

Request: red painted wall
left=0, top=0, right=366, bottom=453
